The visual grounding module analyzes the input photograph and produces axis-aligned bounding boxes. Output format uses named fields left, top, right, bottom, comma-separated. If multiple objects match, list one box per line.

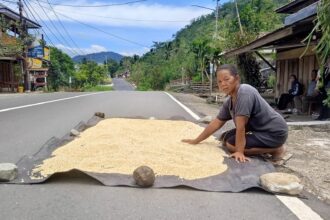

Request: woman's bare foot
left=270, top=145, right=286, bottom=161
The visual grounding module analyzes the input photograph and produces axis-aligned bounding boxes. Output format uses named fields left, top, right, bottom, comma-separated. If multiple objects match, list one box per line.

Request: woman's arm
left=182, top=118, right=226, bottom=144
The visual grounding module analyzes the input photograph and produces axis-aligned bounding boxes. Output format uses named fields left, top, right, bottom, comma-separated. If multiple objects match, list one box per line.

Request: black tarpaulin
left=7, top=116, right=275, bottom=192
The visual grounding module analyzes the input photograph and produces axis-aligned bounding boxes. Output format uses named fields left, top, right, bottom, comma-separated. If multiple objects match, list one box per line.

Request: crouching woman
left=182, top=64, right=288, bottom=163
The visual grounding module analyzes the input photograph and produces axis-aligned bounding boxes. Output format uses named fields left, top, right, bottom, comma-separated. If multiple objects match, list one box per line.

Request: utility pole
left=234, top=0, right=244, bottom=35
left=212, top=0, right=219, bottom=95
left=18, top=0, right=29, bottom=92
left=213, top=0, right=220, bottom=39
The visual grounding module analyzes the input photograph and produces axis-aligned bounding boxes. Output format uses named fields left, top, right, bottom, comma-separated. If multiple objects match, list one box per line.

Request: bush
left=267, top=74, right=276, bottom=89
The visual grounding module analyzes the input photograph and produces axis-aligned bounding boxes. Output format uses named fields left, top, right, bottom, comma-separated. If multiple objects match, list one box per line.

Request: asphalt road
left=112, top=77, right=135, bottom=91
left=0, top=79, right=328, bottom=220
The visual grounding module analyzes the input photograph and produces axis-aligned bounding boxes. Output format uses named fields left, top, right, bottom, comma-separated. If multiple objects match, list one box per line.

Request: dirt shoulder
left=170, top=92, right=330, bottom=204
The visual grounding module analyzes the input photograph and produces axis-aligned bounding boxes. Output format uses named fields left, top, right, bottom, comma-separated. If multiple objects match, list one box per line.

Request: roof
left=0, top=4, right=41, bottom=29
left=223, top=7, right=317, bottom=57
left=275, top=0, right=319, bottom=14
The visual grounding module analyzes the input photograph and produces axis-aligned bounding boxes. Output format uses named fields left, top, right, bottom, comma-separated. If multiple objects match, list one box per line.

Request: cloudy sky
left=2, top=0, right=225, bottom=57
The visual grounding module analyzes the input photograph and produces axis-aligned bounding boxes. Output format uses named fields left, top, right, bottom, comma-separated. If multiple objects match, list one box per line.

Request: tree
left=105, top=58, right=119, bottom=77
left=48, top=47, right=75, bottom=91
left=191, top=38, right=211, bottom=82
left=74, top=60, right=107, bottom=88
left=0, top=15, right=31, bottom=57
left=305, top=0, right=330, bottom=106
left=127, top=0, right=288, bottom=91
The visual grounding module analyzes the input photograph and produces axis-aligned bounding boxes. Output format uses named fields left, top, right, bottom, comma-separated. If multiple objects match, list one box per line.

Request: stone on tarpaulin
left=70, top=129, right=80, bottom=137
left=260, top=172, right=303, bottom=195
left=94, top=112, right=105, bottom=118
left=133, top=166, right=155, bottom=187
left=0, top=163, right=18, bottom=182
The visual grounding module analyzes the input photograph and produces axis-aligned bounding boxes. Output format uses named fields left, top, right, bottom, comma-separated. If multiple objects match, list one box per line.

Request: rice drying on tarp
left=7, top=116, right=275, bottom=192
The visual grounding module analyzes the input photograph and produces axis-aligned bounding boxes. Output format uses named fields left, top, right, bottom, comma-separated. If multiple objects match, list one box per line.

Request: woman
left=182, top=64, right=288, bottom=163
left=277, top=74, right=302, bottom=110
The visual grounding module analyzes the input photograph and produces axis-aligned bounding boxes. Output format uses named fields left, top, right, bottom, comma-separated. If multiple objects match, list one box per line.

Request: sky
left=1, top=0, right=226, bottom=57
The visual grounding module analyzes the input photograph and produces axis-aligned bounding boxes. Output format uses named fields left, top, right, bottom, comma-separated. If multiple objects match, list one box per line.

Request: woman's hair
left=216, top=64, right=239, bottom=77
left=290, top=74, right=297, bottom=80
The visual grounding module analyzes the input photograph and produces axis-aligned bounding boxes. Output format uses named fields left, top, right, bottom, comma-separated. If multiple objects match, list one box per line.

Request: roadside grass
left=83, top=85, right=113, bottom=92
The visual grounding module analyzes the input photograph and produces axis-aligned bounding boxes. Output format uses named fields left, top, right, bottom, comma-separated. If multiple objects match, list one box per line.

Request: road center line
left=0, top=92, right=107, bottom=113
left=164, top=92, right=200, bottom=120
left=164, top=91, right=323, bottom=220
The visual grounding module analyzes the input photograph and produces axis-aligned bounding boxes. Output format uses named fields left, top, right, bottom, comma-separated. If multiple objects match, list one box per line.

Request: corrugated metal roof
left=0, top=3, right=41, bottom=29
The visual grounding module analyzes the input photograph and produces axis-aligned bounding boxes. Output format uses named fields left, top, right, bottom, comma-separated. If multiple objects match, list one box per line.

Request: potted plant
left=17, top=80, right=24, bottom=93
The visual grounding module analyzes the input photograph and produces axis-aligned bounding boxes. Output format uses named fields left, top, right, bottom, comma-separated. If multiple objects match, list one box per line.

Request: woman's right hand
left=181, top=139, right=199, bottom=145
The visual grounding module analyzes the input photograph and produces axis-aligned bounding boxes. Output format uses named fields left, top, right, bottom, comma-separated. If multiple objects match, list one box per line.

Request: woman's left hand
left=230, top=152, right=250, bottom=163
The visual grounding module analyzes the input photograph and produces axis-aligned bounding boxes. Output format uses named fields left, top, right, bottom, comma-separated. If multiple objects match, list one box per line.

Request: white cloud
left=29, top=1, right=212, bottom=29
left=56, top=44, right=107, bottom=57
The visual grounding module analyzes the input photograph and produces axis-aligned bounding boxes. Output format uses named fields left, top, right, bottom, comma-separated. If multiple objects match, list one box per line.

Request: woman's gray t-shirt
left=217, top=84, right=288, bottom=137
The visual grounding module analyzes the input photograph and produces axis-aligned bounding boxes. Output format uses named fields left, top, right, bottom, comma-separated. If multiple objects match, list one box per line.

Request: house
left=0, top=3, right=41, bottom=92
left=223, top=0, right=320, bottom=100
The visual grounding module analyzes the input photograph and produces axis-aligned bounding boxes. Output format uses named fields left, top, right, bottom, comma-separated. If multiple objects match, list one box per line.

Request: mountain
left=72, top=51, right=124, bottom=64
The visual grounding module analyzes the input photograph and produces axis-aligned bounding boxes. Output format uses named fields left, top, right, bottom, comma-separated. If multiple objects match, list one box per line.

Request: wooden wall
left=0, top=60, right=17, bottom=92
left=275, top=47, right=319, bottom=98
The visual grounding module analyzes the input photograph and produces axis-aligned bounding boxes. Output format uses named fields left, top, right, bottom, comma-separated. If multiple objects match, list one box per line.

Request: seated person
left=316, top=59, right=330, bottom=120
left=294, top=69, right=322, bottom=114
left=277, top=74, right=302, bottom=110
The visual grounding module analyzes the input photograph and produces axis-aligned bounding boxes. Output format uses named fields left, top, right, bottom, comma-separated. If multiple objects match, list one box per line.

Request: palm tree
left=191, top=38, right=211, bottom=83
left=310, top=0, right=330, bottom=105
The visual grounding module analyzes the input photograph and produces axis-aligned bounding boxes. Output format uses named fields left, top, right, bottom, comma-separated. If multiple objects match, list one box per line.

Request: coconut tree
left=191, top=38, right=211, bottom=83
left=306, top=0, right=330, bottom=105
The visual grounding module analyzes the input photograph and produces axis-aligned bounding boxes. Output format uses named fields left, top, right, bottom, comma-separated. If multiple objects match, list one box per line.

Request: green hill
left=72, top=51, right=124, bottom=64
left=128, top=0, right=290, bottom=90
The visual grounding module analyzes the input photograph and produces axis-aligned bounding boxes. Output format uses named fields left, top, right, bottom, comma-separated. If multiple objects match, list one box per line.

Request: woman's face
left=217, top=69, right=239, bottom=95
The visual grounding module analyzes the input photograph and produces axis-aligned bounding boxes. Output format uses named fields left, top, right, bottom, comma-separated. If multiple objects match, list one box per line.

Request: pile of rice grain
left=31, top=118, right=227, bottom=180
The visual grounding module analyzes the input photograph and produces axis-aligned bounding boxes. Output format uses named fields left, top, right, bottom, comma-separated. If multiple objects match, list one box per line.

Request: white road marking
left=276, top=196, right=323, bottom=220
left=165, top=92, right=323, bottom=220
left=0, top=92, right=107, bottom=113
left=164, top=92, right=200, bottom=120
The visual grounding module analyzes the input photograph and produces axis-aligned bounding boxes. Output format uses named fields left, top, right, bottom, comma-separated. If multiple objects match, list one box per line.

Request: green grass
left=83, top=85, right=113, bottom=92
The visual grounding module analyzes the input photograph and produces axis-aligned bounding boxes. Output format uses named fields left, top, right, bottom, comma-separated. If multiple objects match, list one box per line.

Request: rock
left=206, top=96, right=216, bottom=104
left=133, top=166, right=155, bottom=187
left=260, top=172, right=303, bottom=195
left=198, top=116, right=213, bottom=124
left=0, top=163, right=18, bottom=182
left=94, top=112, right=105, bottom=118
left=149, top=117, right=156, bottom=120
left=70, top=129, right=80, bottom=136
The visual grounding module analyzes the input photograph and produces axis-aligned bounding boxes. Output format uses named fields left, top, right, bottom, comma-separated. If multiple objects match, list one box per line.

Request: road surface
left=0, top=79, right=328, bottom=220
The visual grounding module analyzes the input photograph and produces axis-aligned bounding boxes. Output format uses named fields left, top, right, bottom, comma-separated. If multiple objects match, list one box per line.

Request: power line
left=0, top=0, right=17, bottom=5
left=35, top=0, right=147, bottom=8
left=34, top=3, right=150, bottom=48
left=0, top=0, right=54, bottom=47
left=30, top=0, right=102, bottom=55
left=44, top=0, right=86, bottom=55
left=22, top=0, right=56, bottom=47
left=32, top=0, right=81, bottom=56
left=50, top=11, right=189, bottom=23
left=33, top=1, right=189, bottom=23
left=23, top=0, right=67, bottom=49
left=60, top=12, right=150, bottom=48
